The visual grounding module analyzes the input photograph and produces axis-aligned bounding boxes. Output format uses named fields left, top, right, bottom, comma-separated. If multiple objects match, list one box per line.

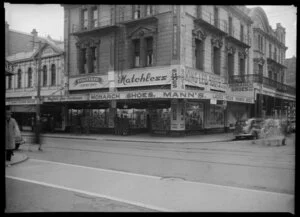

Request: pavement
left=5, top=152, right=29, bottom=167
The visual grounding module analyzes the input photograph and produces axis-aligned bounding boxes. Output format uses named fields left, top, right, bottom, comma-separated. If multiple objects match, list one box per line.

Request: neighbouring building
left=59, top=5, right=261, bottom=136
left=5, top=27, right=66, bottom=132
left=246, top=7, right=295, bottom=119
left=285, top=56, right=296, bottom=88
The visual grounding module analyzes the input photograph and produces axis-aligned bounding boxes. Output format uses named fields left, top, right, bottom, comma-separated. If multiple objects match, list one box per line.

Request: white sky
left=4, top=4, right=297, bottom=58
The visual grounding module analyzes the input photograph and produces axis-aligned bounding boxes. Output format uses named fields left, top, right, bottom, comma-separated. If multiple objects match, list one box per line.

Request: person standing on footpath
left=5, top=110, right=18, bottom=166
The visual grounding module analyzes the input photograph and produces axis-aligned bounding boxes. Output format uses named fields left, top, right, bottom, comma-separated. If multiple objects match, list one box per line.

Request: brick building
left=5, top=26, right=66, bottom=132
left=58, top=5, right=263, bottom=135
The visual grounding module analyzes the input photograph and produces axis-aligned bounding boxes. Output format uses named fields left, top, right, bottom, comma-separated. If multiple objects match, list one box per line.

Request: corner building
left=60, top=5, right=258, bottom=135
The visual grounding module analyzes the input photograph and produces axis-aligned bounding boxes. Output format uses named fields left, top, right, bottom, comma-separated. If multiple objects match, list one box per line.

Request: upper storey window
left=17, top=69, right=22, bottom=88
left=82, top=9, right=88, bottom=30
left=8, top=75, right=12, bottom=89
left=43, top=65, right=47, bottom=87
left=92, top=7, right=98, bottom=28
left=214, top=7, right=219, bottom=27
left=240, top=24, right=244, bottom=42
left=133, top=39, right=140, bottom=67
left=27, top=67, right=32, bottom=88
left=146, top=5, right=154, bottom=16
left=133, top=5, right=141, bottom=19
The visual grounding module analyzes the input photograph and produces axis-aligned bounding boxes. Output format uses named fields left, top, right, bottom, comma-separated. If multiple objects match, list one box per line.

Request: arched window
left=51, top=64, right=56, bottom=86
left=28, top=67, right=32, bottom=87
left=8, top=75, right=12, bottom=89
left=17, top=69, right=22, bottom=88
left=43, top=65, right=47, bottom=86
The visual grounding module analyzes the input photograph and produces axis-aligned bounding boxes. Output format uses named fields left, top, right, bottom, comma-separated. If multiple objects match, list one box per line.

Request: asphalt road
left=5, top=134, right=295, bottom=212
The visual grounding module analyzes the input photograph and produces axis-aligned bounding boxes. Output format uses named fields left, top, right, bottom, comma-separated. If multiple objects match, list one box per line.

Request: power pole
left=31, top=40, right=47, bottom=150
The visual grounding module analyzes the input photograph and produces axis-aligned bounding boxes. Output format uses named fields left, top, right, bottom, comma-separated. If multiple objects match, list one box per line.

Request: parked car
left=234, top=118, right=264, bottom=140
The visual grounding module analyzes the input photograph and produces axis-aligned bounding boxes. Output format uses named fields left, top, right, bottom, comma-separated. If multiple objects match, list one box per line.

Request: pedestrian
left=114, top=115, right=120, bottom=135
left=5, top=110, right=18, bottom=165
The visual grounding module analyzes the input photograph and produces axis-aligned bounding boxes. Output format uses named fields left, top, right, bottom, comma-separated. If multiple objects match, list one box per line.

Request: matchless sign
left=116, top=66, right=170, bottom=87
left=69, top=75, right=109, bottom=90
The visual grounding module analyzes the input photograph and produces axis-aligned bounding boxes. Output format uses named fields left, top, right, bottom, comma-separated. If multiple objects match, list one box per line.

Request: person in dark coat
left=6, top=110, right=18, bottom=164
left=114, top=115, right=120, bottom=135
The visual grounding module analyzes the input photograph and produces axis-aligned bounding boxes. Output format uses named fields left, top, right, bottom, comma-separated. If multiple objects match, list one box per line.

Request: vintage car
left=234, top=118, right=264, bottom=140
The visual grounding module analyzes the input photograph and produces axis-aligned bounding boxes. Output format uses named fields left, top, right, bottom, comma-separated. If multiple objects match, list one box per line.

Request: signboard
left=6, top=99, right=37, bottom=105
left=90, top=90, right=254, bottom=103
left=116, top=66, right=170, bottom=88
left=229, top=83, right=254, bottom=92
left=44, top=94, right=88, bottom=102
left=90, top=91, right=206, bottom=101
left=185, top=66, right=227, bottom=92
left=171, top=65, right=185, bottom=91
left=69, top=75, right=109, bottom=90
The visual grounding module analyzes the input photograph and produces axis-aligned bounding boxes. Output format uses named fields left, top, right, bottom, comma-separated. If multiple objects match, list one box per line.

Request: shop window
left=149, top=108, right=171, bottom=131
left=43, top=65, right=47, bottom=86
left=195, top=39, right=204, bottom=70
left=208, top=104, right=224, bottom=128
left=213, top=47, right=221, bottom=75
left=17, top=69, right=22, bottom=88
left=82, top=9, right=88, bottom=30
left=227, top=53, right=234, bottom=77
left=185, top=102, right=204, bottom=130
left=51, top=64, right=56, bottom=86
left=133, top=5, right=141, bottom=19
left=145, top=37, right=153, bottom=66
left=92, top=7, right=98, bottom=28
left=133, top=39, right=140, bottom=67
left=27, top=67, right=32, bottom=88
left=146, top=5, right=154, bottom=16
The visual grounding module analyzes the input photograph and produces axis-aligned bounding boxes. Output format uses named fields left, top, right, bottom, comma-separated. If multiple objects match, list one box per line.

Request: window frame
left=17, top=69, right=22, bottom=89
left=145, top=37, right=153, bottom=67
left=92, top=6, right=98, bottom=28
left=51, top=64, right=56, bottom=86
left=133, top=39, right=141, bottom=67
left=133, top=5, right=141, bottom=19
left=27, top=67, right=32, bottom=88
left=42, top=65, right=47, bottom=87
left=82, top=8, right=88, bottom=30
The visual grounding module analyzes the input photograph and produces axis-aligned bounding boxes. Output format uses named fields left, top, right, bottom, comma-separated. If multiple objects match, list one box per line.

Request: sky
left=4, top=4, right=297, bottom=58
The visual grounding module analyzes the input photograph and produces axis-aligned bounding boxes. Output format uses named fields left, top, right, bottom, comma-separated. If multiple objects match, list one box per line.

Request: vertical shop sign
left=171, top=65, right=184, bottom=91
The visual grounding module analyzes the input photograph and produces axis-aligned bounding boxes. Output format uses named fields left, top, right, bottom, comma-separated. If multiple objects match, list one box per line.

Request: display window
left=185, top=102, right=204, bottom=130
left=117, top=108, right=147, bottom=129
left=208, top=104, right=224, bottom=128
left=150, top=108, right=171, bottom=131
left=89, top=109, right=109, bottom=128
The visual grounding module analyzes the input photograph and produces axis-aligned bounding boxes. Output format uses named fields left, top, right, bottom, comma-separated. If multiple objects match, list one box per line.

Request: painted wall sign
left=229, top=83, right=254, bottom=92
left=6, top=99, right=37, bottom=105
left=171, top=65, right=185, bottom=91
left=69, top=75, right=108, bottom=90
left=90, top=90, right=254, bottom=103
left=44, top=95, right=88, bottom=102
left=185, top=67, right=227, bottom=91
left=116, top=66, right=170, bottom=88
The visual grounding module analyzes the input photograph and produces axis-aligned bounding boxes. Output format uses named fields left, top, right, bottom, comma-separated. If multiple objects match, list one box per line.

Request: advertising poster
left=185, top=102, right=204, bottom=130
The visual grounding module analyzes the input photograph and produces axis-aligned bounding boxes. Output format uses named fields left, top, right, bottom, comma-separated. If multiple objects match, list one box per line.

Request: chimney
left=31, top=28, right=38, bottom=50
